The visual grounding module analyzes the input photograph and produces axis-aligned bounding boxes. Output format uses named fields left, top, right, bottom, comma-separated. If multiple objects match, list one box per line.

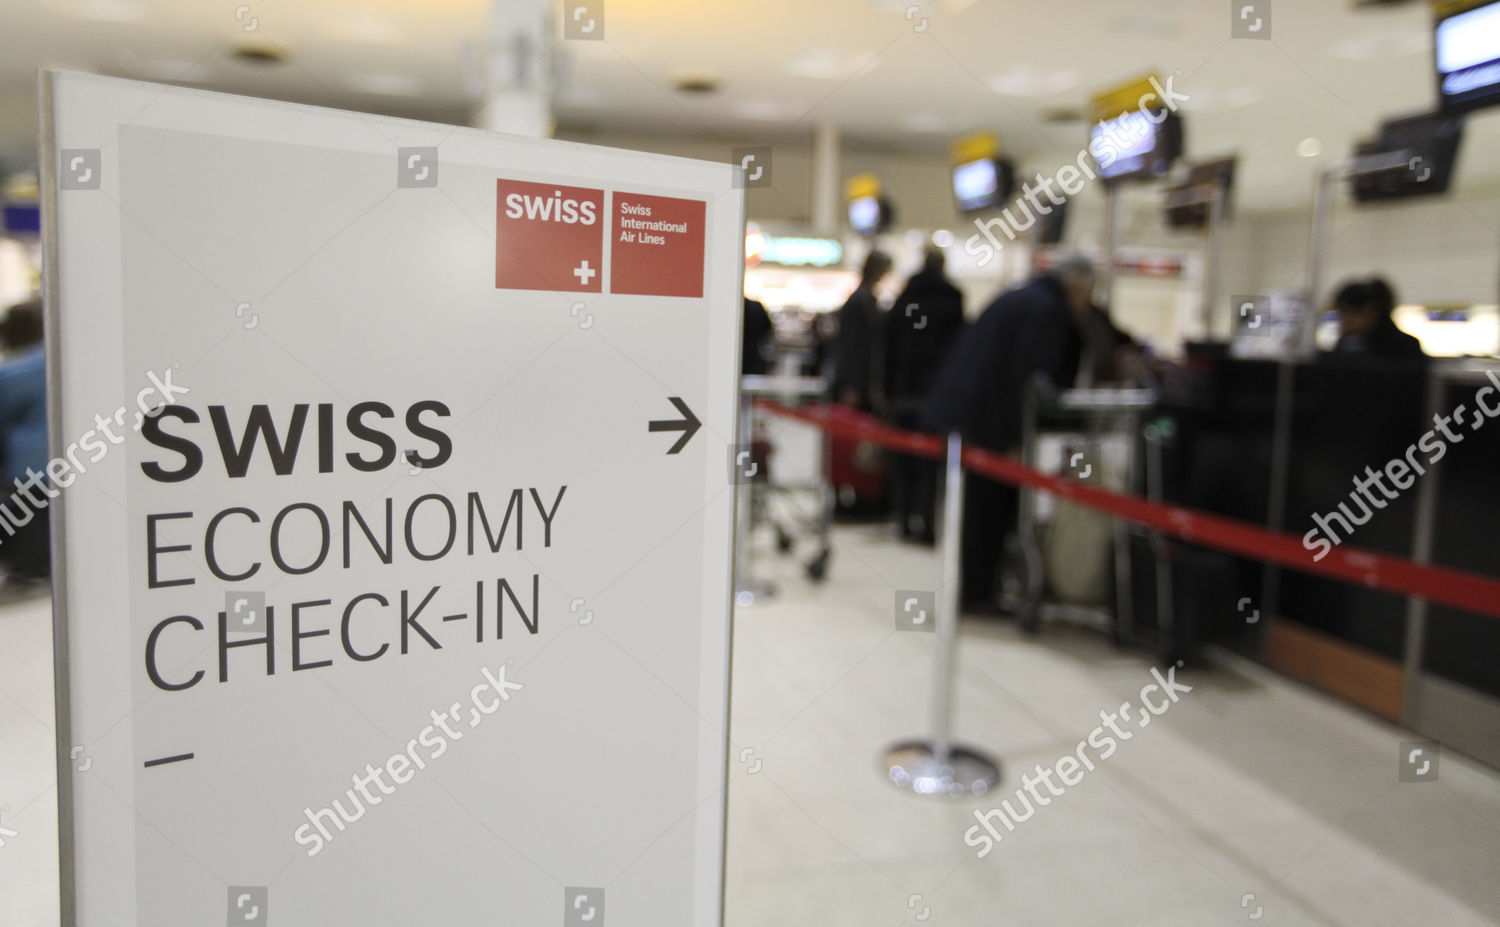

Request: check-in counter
left=1154, top=355, right=1500, bottom=768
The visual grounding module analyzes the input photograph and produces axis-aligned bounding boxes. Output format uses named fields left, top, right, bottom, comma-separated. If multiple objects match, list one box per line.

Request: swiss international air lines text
left=494, top=178, right=706, bottom=299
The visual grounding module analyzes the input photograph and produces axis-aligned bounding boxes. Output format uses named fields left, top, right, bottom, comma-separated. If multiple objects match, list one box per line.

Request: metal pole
left=1258, top=358, right=1296, bottom=655
left=1144, top=423, right=1174, bottom=652
left=733, top=384, right=774, bottom=605
left=1201, top=180, right=1226, bottom=339
left=928, top=432, right=965, bottom=758
left=1401, top=370, right=1445, bottom=723
left=881, top=433, right=1002, bottom=797
left=1264, top=166, right=1341, bottom=634
left=1301, top=167, right=1336, bottom=356
left=1018, top=380, right=1044, bottom=631
left=1102, top=186, right=1120, bottom=309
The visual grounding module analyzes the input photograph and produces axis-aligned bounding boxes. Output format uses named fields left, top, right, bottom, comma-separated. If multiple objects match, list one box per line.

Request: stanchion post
left=1301, top=165, right=1337, bottom=356
left=927, top=432, right=964, bottom=762
left=881, top=432, right=1002, bottom=797
left=734, top=384, right=774, bottom=606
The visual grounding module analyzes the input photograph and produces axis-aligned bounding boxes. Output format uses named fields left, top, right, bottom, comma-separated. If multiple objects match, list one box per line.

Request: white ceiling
left=1, top=0, right=1497, bottom=211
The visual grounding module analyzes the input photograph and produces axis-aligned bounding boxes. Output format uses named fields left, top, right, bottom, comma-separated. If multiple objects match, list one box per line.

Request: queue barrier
left=752, top=398, right=1500, bottom=623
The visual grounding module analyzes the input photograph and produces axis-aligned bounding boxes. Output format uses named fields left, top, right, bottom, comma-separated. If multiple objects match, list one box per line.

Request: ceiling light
left=901, top=112, right=948, bottom=132
left=674, top=76, right=721, bottom=94
left=346, top=74, right=425, bottom=97
left=1298, top=138, right=1322, bottom=158
left=786, top=50, right=852, bottom=80
left=986, top=67, right=1077, bottom=97
left=932, top=230, right=954, bottom=247
left=327, top=13, right=405, bottom=44
left=732, top=100, right=796, bottom=121
left=229, top=42, right=289, bottom=66
left=66, top=0, right=148, bottom=23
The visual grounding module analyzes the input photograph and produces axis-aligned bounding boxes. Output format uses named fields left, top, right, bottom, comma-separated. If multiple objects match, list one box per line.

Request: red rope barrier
left=754, top=397, right=1500, bottom=622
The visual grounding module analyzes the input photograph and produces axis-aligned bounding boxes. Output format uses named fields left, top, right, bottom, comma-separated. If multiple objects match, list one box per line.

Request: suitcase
left=825, top=405, right=888, bottom=508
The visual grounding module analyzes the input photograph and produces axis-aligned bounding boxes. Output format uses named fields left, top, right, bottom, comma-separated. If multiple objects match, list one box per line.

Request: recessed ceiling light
left=674, top=76, right=721, bottom=95
left=986, top=67, right=1078, bottom=97
left=1298, top=138, right=1323, bottom=158
left=345, top=73, right=425, bottom=97
left=932, top=229, right=954, bottom=247
left=67, top=0, right=148, bottom=23
left=229, top=42, right=289, bottom=66
left=786, top=50, right=854, bottom=80
left=732, top=100, right=797, bottom=120
left=901, top=112, right=949, bottom=132
left=326, top=13, right=404, bottom=44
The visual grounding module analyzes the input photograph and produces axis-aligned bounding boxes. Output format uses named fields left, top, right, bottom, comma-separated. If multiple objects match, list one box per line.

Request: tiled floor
left=721, top=525, right=1500, bottom=927
left=4, top=526, right=1500, bottom=925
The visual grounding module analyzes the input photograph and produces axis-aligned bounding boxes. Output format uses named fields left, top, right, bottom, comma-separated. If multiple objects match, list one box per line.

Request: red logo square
left=496, top=179, right=605, bottom=293
left=610, top=193, right=705, bottom=298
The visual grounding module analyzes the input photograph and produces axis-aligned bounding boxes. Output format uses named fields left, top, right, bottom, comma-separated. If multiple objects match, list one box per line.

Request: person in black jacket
left=1329, top=277, right=1425, bottom=363
left=922, top=253, right=1133, bottom=608
left=832, top=250, right=892, bottom=410
left=742, top=296, right=774, bottom=375
left=885, top=247, right=965, bottom=542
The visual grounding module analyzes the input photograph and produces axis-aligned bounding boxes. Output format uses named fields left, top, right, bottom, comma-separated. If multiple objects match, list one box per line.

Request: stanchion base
left=882, top=741, right=1001, bottom=797
left=734, top=579, right=776, bottom=608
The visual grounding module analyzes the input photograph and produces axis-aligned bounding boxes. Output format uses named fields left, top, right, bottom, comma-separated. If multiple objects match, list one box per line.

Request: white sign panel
left=42, top=71, right=740, bottom=926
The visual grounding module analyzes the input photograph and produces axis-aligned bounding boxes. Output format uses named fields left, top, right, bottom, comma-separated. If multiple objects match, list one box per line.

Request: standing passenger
left=922, top=254, right=1133, bottom=609
left=832, top=250, right=892, bottom=411
left=885, top=247, right=965, bottom=543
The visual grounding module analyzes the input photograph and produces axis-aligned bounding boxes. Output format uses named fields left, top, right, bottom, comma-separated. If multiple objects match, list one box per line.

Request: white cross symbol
left=573, top=260, right=596, bottom=285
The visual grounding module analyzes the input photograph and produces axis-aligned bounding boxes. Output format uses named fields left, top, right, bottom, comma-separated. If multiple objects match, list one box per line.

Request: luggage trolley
left=736, top=376, right=836, bottom=604
left=1012, top=383, right=1161, bottom=642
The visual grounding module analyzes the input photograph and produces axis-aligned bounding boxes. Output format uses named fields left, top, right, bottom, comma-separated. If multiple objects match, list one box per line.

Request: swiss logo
left=495, top=179, right=605, bottom=293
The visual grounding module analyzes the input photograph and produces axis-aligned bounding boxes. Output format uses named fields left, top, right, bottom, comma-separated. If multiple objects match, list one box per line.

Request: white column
left=811, top=123, right=840, bottom=236
left=474, top=0, right=554, bottom=138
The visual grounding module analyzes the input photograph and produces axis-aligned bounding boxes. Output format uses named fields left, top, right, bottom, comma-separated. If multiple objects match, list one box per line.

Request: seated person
left=1327, top=277, right=1425, bottom=363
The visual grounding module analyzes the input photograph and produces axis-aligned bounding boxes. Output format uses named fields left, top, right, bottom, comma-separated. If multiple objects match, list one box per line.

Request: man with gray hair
left=922, top=252, right=1135, bottom=610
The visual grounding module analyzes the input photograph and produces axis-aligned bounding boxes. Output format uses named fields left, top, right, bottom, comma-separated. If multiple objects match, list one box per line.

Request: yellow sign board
left=1089, top=72, right=1163, bottom=123
left=844, top=172, right=881, bottom=202
left=950, top=131, right=999, bottom=166
left=1432, top=0, right=1488, bottom=16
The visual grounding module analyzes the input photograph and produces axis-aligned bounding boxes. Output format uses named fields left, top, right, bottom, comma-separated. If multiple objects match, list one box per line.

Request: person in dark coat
left=832, top=250, right=893, bottom=410
left=922, top=254, right=1133, bottom=608
left=885, top=247, right=966, bottom=543
left=0, top=300, right=50, bottom=581
left=1328, top=277, right=1425, bottom=363
left=742, top=296, right=774, bottom=376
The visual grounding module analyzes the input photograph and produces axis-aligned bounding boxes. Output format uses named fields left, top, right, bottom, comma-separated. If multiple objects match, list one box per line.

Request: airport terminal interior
left=3, top=0, right=1500, bottom=925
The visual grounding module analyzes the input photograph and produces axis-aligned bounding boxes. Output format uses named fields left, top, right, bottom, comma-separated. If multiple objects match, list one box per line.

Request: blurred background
left=1, top=0, right=1498, bottom=346
left=4, top=2, right=1500, bottom=926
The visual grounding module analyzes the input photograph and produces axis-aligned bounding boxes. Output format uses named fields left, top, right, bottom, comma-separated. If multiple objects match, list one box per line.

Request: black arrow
left=649, top=397, right=701, bottom=455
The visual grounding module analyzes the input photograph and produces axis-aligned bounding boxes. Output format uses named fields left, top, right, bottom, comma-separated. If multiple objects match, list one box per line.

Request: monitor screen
left=849, top=195, right=881, bottom=235
left=1091, top=109, right=1180, bottom=183
left=1163, top=157, right=1237, bottom=228
left=1035, top=197, right=1069, bottom=245
left=952, top=159, right=999, bottom=212
left=1437, top=1, right=1500, bottom=113
left=1350, top=112, right=1464, bottom=201
left=2, top=202, right=40, bottom=236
